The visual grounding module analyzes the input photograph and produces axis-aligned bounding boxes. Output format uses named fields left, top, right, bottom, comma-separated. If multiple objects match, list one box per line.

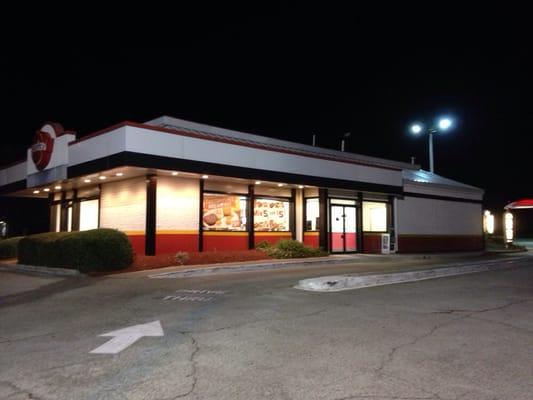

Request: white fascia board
left=0, top=161, right=27, bottom=186
left=125, top=126, right=403, bottom=187
left=68, top=127, right=127, bottom=167
left=403, top=181, right=484, bottom=201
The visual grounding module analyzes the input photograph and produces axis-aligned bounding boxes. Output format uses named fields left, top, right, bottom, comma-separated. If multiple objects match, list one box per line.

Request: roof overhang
left=504, top=199, right=533, bottom=209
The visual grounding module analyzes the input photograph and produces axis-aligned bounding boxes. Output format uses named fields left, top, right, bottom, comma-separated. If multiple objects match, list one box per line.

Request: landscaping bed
left=97, top=249, right=272, bottom=275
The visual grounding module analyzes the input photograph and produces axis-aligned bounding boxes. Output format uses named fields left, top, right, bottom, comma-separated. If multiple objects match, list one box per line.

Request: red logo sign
left=31, top=130, right=54, bottom=171
left=30, top=122, right=64, bottom=171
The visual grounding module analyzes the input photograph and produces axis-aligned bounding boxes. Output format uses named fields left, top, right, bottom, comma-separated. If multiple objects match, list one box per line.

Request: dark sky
left=1, top=9, right=531, bottom=212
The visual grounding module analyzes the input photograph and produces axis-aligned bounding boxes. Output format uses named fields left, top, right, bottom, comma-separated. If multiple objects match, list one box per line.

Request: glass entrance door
left=330, top=205, right=357, bottom=253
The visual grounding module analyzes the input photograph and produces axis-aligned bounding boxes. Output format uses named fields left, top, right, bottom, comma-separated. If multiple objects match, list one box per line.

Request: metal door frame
left=329, top=204, right=358, bottom=253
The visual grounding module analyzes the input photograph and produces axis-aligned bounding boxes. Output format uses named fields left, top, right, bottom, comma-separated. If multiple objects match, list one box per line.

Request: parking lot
left=1, top=256, right=532, bottom=400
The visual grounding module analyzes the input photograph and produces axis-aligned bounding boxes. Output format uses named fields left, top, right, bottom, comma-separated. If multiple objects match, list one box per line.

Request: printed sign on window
left=254, top=199, right=290, bottom=231
left=203, top=194, right=247, bottom=231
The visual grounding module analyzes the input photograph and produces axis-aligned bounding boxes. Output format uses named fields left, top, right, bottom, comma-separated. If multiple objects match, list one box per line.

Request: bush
left=18, top=229, right=133, bottom=272
left=0, top=236, right=23, bottom=259
left=257, top=239, right=327, bottom=259
left=174, top=251, right=189, bottom=265
left=255, top=240, right=272, bottom=250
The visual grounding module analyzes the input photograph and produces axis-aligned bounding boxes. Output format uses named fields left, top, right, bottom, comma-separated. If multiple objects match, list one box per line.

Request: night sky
left=1, top=10, right=532, bottom=233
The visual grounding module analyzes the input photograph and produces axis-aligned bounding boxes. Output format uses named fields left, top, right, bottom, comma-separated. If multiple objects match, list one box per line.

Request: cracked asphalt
left=0, top=256, right=532, bottom=400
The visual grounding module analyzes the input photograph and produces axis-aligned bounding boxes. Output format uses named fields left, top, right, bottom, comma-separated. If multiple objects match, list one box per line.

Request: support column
left=248, top=184, right=255, bottom=249
left=60, top=191, right=68, bottom=232
left=295, top=189, right=303, bottom=242
left=145, top=175, right=157, bottom=256
left=357, top=192, right=364, bottom=252
left=48, top=193, right=55, bottom=232
left=388, top=195, right=396, bottom=252
left=290, top=188, right=296, bottom=240
left=318, top=188, right=328, bottom=250
left=71, top=189, right=80, bottom=231
left=198, top=179, right=204, bottom=252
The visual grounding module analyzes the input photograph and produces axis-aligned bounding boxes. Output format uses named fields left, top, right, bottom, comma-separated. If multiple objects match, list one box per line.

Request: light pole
left=410, top=118, right=453, bottom=173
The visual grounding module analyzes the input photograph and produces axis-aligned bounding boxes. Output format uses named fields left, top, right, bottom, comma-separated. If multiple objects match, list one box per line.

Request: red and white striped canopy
left=504, top=199, right=533, bottom=209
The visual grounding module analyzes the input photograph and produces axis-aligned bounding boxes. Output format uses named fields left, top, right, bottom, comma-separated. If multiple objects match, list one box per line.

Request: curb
left=147, top=251, right=487, bottom=279
left=294, top=257, right=530, bottom=292
left=0, top=263, right=83, bottom=277
left=148, top=258, right=347, bottom=278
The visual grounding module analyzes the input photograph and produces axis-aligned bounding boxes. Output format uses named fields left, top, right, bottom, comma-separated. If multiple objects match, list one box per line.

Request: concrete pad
left=295, top=257, right=530, bottom=292
left=0, top=271, right=64, bottom=297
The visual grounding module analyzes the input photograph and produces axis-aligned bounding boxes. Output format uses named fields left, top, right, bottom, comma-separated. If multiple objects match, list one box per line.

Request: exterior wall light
left=504, top=212, right=513, bottom=243
left=483, top=210, right=495, bottom=234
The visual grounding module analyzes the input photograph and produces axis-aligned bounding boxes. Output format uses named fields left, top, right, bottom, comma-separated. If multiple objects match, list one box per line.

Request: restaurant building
left=0, top=116, right=485, bottom=255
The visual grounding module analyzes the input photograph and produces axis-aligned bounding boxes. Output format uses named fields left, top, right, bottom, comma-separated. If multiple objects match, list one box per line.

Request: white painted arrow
left=90, top=320, right=164, bottom=354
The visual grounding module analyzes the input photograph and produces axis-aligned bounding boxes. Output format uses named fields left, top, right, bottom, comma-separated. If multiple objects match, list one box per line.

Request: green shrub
left=18, top=229, right=133, bottom=272
left=255, top=240, right=272, bottom=250
left=0, top=236, right=23, bottom=259
left=258, top=239, right=327, bottom=259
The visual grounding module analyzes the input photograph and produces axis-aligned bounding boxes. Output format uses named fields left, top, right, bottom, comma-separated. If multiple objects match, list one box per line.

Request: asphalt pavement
left=1, top=254, right=532, bottom=400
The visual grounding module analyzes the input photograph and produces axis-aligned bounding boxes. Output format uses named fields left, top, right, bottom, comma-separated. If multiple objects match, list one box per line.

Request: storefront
left=0, top=117, right=485, bottom=255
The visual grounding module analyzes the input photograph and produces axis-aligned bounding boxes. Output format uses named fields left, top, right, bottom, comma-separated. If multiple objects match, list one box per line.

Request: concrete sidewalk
left=125, top=250, right=520, bottom=279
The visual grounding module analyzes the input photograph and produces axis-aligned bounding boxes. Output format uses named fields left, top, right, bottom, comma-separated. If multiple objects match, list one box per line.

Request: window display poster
left=203, top=194, right=247, bottom=231
left=254, top=199, right=290, bottom=231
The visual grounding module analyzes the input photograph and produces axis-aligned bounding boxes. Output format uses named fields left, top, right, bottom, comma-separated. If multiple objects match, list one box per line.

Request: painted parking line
left=161, top=288, right=229, bottom=302
left=163, top=295, right=214, bottom=302
left=175, top=289, right=228, bottom=295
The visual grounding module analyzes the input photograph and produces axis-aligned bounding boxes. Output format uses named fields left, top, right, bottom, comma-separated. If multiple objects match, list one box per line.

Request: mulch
left=92, top=249, right=272, bottom=275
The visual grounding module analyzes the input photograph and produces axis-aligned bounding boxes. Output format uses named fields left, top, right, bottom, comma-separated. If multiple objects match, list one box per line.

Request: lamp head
left=438, top=118, right=453, bottom=131
left=410, top=124, right=423, bottom=135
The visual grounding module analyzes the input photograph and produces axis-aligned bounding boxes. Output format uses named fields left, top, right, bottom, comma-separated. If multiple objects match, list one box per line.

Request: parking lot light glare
left=438, top=118, right=452, bottom=130
left=411, top=124, right=422, bottom=134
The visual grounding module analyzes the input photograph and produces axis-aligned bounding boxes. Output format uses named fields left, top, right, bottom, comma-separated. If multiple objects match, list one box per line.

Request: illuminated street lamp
left=410, top=117, right=453, bottom=173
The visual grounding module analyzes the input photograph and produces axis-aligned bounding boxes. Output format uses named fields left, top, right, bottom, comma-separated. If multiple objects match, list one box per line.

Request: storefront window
left=254, top=198, right=290, bottom=231
left=305, top=198, right=319, bottom=231
left=67, top=206, right=73, bottom=232
left=79, top=199, right=99, bottom=231
left=203, top=193, right=247, bottom=231
left=363, top=201, right=387, bottom=232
